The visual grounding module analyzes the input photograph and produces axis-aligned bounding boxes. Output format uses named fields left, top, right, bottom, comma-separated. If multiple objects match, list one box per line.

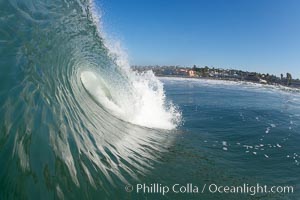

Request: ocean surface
left=1, top=0, right=300, bottom=199
left=158, top=78, right=300, bottom=200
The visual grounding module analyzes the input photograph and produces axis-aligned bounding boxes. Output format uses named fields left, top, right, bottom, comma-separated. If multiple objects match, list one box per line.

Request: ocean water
left=155, top=78, right=300, bottom=200
left=1, top=0, right=300, bottom=200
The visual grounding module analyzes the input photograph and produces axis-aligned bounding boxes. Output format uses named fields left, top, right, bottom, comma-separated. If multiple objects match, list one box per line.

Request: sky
left=97, top=0, right=300, bottom=78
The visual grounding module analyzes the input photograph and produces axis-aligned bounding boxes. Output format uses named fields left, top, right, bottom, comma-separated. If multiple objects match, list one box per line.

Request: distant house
left=259, top=79, right=267, bottom=84
left=179, top=69, right=188, bottom=73
left=177, top=69, right=189, bottom=76
left=291, top=79, right=300, bottom=88
left=245, top=73, right=260, bottom=82
left=188, top=70, right=196, bottom=77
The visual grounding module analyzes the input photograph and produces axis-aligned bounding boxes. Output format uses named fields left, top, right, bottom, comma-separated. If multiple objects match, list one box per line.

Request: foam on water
left=160, top=77, right=300, bottom=94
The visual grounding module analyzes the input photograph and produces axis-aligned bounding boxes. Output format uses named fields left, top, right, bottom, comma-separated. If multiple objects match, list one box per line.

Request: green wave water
left=0, top=0, right=180, bottom=199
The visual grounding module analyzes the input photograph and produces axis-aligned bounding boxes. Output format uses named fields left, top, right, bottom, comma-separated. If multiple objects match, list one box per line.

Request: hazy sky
left=98, top=0, right=300, bottom=78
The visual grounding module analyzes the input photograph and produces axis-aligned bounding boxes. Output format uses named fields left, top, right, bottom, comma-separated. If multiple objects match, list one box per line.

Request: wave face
left=0, top=0, right=180, bottom=199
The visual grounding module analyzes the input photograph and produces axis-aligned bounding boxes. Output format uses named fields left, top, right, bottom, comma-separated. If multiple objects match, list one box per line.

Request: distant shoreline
left=131, top=66, right=300, bottom=89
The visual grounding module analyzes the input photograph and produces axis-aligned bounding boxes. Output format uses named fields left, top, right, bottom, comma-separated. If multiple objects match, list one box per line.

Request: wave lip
left=80, top=70, right=181, bottom=130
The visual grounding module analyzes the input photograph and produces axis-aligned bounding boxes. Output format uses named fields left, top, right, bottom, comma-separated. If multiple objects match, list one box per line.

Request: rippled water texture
left=0, top=0, right=179, bottom=199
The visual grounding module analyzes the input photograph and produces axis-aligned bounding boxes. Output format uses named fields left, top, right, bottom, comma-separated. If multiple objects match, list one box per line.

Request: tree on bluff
left=286, top=73, right=292, bottom=86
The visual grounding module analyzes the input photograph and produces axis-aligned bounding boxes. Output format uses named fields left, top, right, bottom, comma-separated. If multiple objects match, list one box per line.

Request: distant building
left=259, top=79, right=267, bottom=84
left=188, top=70, right=196, bottom=77
left=245, top=73, right=260, bottom=82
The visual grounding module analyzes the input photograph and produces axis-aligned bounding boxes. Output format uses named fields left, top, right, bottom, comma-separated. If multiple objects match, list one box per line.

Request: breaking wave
left=0, top=0, right=181, bottom=199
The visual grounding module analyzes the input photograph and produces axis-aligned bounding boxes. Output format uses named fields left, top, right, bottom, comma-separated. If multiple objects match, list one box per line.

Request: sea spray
left=84, top=1, right=182, bottom=129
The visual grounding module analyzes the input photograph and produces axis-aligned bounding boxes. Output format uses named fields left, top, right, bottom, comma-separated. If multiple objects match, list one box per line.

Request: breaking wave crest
left=0, top=0, right=181, bottom=199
